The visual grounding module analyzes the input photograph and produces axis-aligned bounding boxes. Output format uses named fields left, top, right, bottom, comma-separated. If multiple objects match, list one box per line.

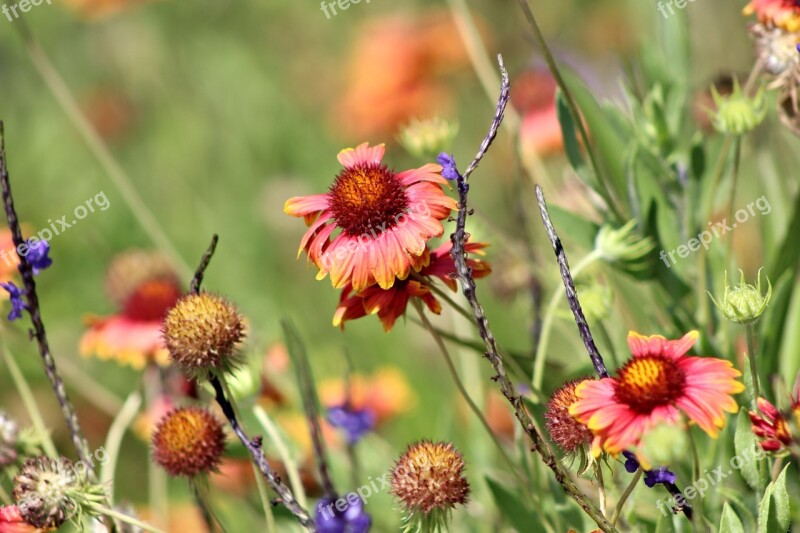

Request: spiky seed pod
left=709, top=268, right=772, bottom=324
left=545, top=378, right=594, bottom=454
left=0, top=411, right=19, bottom=467
left=391, top=440, right=469, bottom=531
left=105, top=250, right=180, bottom=307
left=13, top=456, right=83, bottom=529
left=162, top=293, right=245, bottom=379
left=152, top=407, right=226, bottom=477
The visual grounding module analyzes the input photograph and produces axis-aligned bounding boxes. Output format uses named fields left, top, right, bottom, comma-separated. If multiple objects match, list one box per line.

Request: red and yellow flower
left=744, top=0, right=800, bottom=32
left=333, top=241, right=490, bottom=331
left=80, top=250, right=182, bottom=369
left=750, top=397, right=794, bottom=451
left=285, top=142, right=457, bottom=292
left=570, top=331, right=744, bottom=456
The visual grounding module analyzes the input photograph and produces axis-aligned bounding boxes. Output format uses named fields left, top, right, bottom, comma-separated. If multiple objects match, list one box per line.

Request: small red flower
left=750, top=397, right=794, bottom=451
left=0, top=506, right=37, bottom=533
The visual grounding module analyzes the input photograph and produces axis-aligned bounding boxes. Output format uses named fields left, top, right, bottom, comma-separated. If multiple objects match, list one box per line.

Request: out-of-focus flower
left=0, top=412, right=20, bottom=467
left=570, top=331, right=744, bottom=456
left=61, top=0, right=154, bottom=21
left=314, top=495, right=371, bottom=533
left=709, top=80, right=767, bottom=135
left=693, top=74, right=738, bottom=132
left=743, top=0, right=800, bottom=32
left=0, top=229, right=19, bottom=288
left=391, top=441, right=469, bottom=531
left=545, top=378, right=594, bottom=454
left=333, top=241, right=490, bottom=332
left=595, top=220, right=655, bottom=267
left=285, top=143, right=457, bottom=292
left=81, top=251, right=182, bottom=369
left=398, top=118, right=459, bottom=161
left=0, top=505, right=38, bottom=533
left=151, top=407, right=226, bottom=477
left=513, top=69, right=564, bottom=160
left=327, top=405, right=375, bottom=445
left=1, top=282, right=25, bottom=321
left=750, top=397, right=794, bottom=451
left=333, top=13, right=470, bottom=139
left=319, top=367, right=414, bottom=426
left=133, top=395, right=175, bottom=442
left=81, top=88, right=135, bottom=141
left=709, top=268, right=772, bottom=324
left=162, top=293, right=245, bottom=380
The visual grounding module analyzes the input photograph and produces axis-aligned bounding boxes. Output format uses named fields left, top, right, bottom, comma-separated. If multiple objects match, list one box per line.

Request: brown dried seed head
left=152, top=407, right=226, bottom=477
left=545, top=378, right=594, bottom=454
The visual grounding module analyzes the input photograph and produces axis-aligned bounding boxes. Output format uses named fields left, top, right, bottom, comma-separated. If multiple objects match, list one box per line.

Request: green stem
left=15, top=25, right=193, bottom=281
left=594, top=461, right=607, bottom=518
left=87, top=502, right=166, bottom=533
left=144, top=366, right=168, bottom=529
left=610, top=469, right=642, bottom=527
left=533, top=249, right=602, bottom=391
left=746, top=324, right=760, bottom=405
left=514, top=0, right=622, bottom=220
left=252, top=405, right=308, bottom=508
left=596, top=321, right=619, bottom=371
left=411, top=299, right=525, bottom=486
left=0, top=340, right=57, bottom=458
left=101, top=390, right=143, bottom=502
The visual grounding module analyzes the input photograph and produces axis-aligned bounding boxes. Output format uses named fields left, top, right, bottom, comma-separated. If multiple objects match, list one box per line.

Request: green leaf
left=758, top=466, right=790, bottom=533
left=720, top=502, right=745, bottom=533
left=485, top=477, right=546, bottom=533
left=556, top=89, right=588, bottom=179
left=733, top=409, right=768, bottom=491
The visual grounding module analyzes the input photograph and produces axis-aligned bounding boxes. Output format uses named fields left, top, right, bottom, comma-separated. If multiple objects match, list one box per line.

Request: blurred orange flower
left=333, top=11, right=472, bottom=139
left=513, top=69, right=564, bottom=159
left=744, top=0, right=800, bottom=32
left=319, top=367, right=414, bottom=425
left=80, top=250, right=182, bottom=369
left=61, top=0, right=154, bottom=20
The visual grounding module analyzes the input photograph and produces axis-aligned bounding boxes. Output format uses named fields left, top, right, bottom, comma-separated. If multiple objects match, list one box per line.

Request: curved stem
left=411, top=299, right=524, bottom=485
left=0, top=339, right=58, bottom=458
left=594, top=461, right=607, bottom=518
left=101, top=390, right=143, bottom=501
left=533, top=249, right=602, bottom=391
left=610, top=469, right=642, bottom=527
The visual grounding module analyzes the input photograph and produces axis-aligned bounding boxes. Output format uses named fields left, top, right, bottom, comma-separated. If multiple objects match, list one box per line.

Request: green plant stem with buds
left=411, top=299, right=526, bottom=487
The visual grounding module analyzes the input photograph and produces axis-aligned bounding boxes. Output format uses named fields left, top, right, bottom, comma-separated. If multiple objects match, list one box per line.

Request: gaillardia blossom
left=285, top=143, right=457, bottom=292
left=333, top=241, right=490, bottom=331
left=743, top=0, right=800, bottom=32
left=80, top=251, right=182, bottom=369
left=570, top=331, right=744, bottom=456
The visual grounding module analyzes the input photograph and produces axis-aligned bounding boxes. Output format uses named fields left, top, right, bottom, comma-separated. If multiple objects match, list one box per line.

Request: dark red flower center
left=328, top=163, right=410, bottom=237
left=614, top=356, right=686, bottom=414
left=123, top=279, right=182, bottom=322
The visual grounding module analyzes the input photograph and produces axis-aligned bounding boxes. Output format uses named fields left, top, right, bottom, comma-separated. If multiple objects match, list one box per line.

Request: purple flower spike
left=437, top=153, right=460, bottom=181
left=1, top=281, right=25, bottom=321
left=26, top=239, right=52, bottom=275
left=327, top=405, right=375, bottom=445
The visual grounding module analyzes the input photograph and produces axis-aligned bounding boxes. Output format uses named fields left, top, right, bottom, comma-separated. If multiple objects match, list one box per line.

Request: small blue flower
left=1, top=282, right=25, bottom=321
left=621, top=451, right=676, bottom=488
left=644, top=467, right=677, bottom=488
left=26, top=239, right=52, bottom=275
left=315, top=495, right=371, bottom=533
left=622, top=451, right=639, bottom=474
left=436, top=153, right=460, bottom=181
left=327, top=405, right=375, bottom=445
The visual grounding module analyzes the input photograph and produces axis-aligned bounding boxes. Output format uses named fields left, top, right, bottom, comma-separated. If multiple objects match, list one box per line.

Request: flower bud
left=709, top=80, right=767, bottom=135
left=595, top=220, right=655, bottom=266
left=709, top=268, right=772, bottom=324
left=398, top=117, right=459, bottom=160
